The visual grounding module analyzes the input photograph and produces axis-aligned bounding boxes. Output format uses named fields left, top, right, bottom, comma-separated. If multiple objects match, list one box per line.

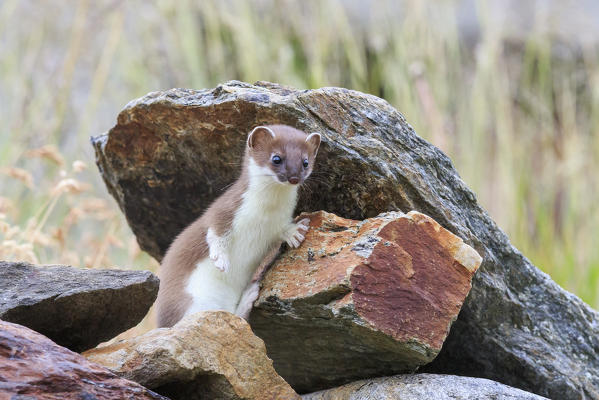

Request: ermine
left=156, top=125, right=321, bottom=327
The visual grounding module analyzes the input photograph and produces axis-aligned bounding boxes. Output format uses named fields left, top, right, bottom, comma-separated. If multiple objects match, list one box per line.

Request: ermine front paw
left=282, top=218, right=310, bottom=248
left=213, top=254, right=230, bottom=272
left=207, top=228, right=230, bottom=272
left=209, top=245, right=230, bottom=272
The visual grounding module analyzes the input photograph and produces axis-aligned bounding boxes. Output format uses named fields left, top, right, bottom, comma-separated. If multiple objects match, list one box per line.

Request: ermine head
left=246, top=124, right=321, bottom=186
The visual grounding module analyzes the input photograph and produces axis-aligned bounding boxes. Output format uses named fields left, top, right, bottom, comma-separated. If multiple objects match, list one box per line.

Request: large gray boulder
left=92, top=81, right=599, bottom=399
left=0, top=261, right=159, bottom=352
left=302, top=374, right=548, bottom=400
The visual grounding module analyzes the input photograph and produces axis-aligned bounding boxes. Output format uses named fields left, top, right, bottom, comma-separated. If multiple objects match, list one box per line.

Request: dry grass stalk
left=0, top=167, right=34, bottom=189
left=24, top=145, right=66, bottom=166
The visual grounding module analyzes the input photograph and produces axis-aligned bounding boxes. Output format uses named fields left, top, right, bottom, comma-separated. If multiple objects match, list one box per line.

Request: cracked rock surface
left=93, top=81, right=599, bottom=399
left=84, top=311, right=299, bottom=400
left=250, top=210, right=481, bottom=392
left=0, top=261, right=159, bottom=352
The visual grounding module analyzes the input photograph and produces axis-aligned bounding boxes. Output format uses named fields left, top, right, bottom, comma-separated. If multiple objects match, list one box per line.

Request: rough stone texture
left=84, top=311, right=299, bottom=400
left=0, top=319, right=166, bottom=400
left=249, top=210, right=480, bottom=392
left=0, top=261, right=159, bottom=352
left=92, top=81, right=599, bottom=399
left=302, top=374, right=548, bottom=400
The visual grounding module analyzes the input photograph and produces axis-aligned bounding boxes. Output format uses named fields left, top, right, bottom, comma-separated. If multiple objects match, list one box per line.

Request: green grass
left=1, top=0, right=598, bottom=308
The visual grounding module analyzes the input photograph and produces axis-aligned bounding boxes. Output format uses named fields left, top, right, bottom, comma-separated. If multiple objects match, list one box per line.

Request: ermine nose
left=288, top=176, right=300, bottom=185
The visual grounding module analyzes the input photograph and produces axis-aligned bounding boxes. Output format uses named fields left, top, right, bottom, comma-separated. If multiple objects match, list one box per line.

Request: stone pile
left=83, top=208, right=482, bottom=399
left=92, top=81, right=599, bottom=399
left=1, top=81, right=595, bottom=399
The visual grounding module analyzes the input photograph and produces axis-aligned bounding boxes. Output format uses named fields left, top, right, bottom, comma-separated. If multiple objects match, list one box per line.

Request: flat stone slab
left=92, top=81, right=599, bottom=399
left=0, top=319, right=166, bottom=399
left=302, top=374, right=548, bottom=400
left=250, top=210, right=481, bottom=392
left=0, top=261, right=159, bottom=352
left=84, top=311, right=299, bottom=400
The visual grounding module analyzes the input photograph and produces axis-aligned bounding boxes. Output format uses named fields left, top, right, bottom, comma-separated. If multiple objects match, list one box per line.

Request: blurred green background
left=1, top=0, right=598, bottom=308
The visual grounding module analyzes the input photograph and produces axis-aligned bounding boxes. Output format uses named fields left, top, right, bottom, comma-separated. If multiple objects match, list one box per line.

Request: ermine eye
left=272, top=155, right=282, bottom=165
left=303, top=159, right=309, bottom=168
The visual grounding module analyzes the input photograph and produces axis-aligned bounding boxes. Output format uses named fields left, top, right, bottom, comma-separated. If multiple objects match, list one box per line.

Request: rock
left=249, top=210, right=480, bottom=392
left=0, top=319, right=166, bottom=399
left=0, top=261, right=159, bottom=352
left=301, top=374, right=548, bottom=400
left=91, top=81, right=599, bottom=399
left=83, top=311, right=299, bottom=400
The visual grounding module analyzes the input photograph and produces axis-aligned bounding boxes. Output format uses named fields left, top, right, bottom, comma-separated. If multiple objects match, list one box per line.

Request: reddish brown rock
left=84, top=311, right=299, bottom=400
left=0, top=319, right=166, bottom=399
left=249, top=210, right=481, bottom=392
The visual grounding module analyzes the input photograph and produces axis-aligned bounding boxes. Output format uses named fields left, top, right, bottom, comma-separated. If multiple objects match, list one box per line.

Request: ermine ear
left=305, top=132, right=321, bottom=154
left=247, top=126, right=276, bottom=149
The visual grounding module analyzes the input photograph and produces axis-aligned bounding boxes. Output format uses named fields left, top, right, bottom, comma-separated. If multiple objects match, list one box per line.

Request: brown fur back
left=155, top=171, right=248, bottom=327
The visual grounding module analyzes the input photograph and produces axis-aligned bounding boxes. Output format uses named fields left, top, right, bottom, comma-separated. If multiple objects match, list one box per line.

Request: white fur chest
left=228, top=162, right=298, bottom=281
left=184, top=161, right=298, bottom=315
